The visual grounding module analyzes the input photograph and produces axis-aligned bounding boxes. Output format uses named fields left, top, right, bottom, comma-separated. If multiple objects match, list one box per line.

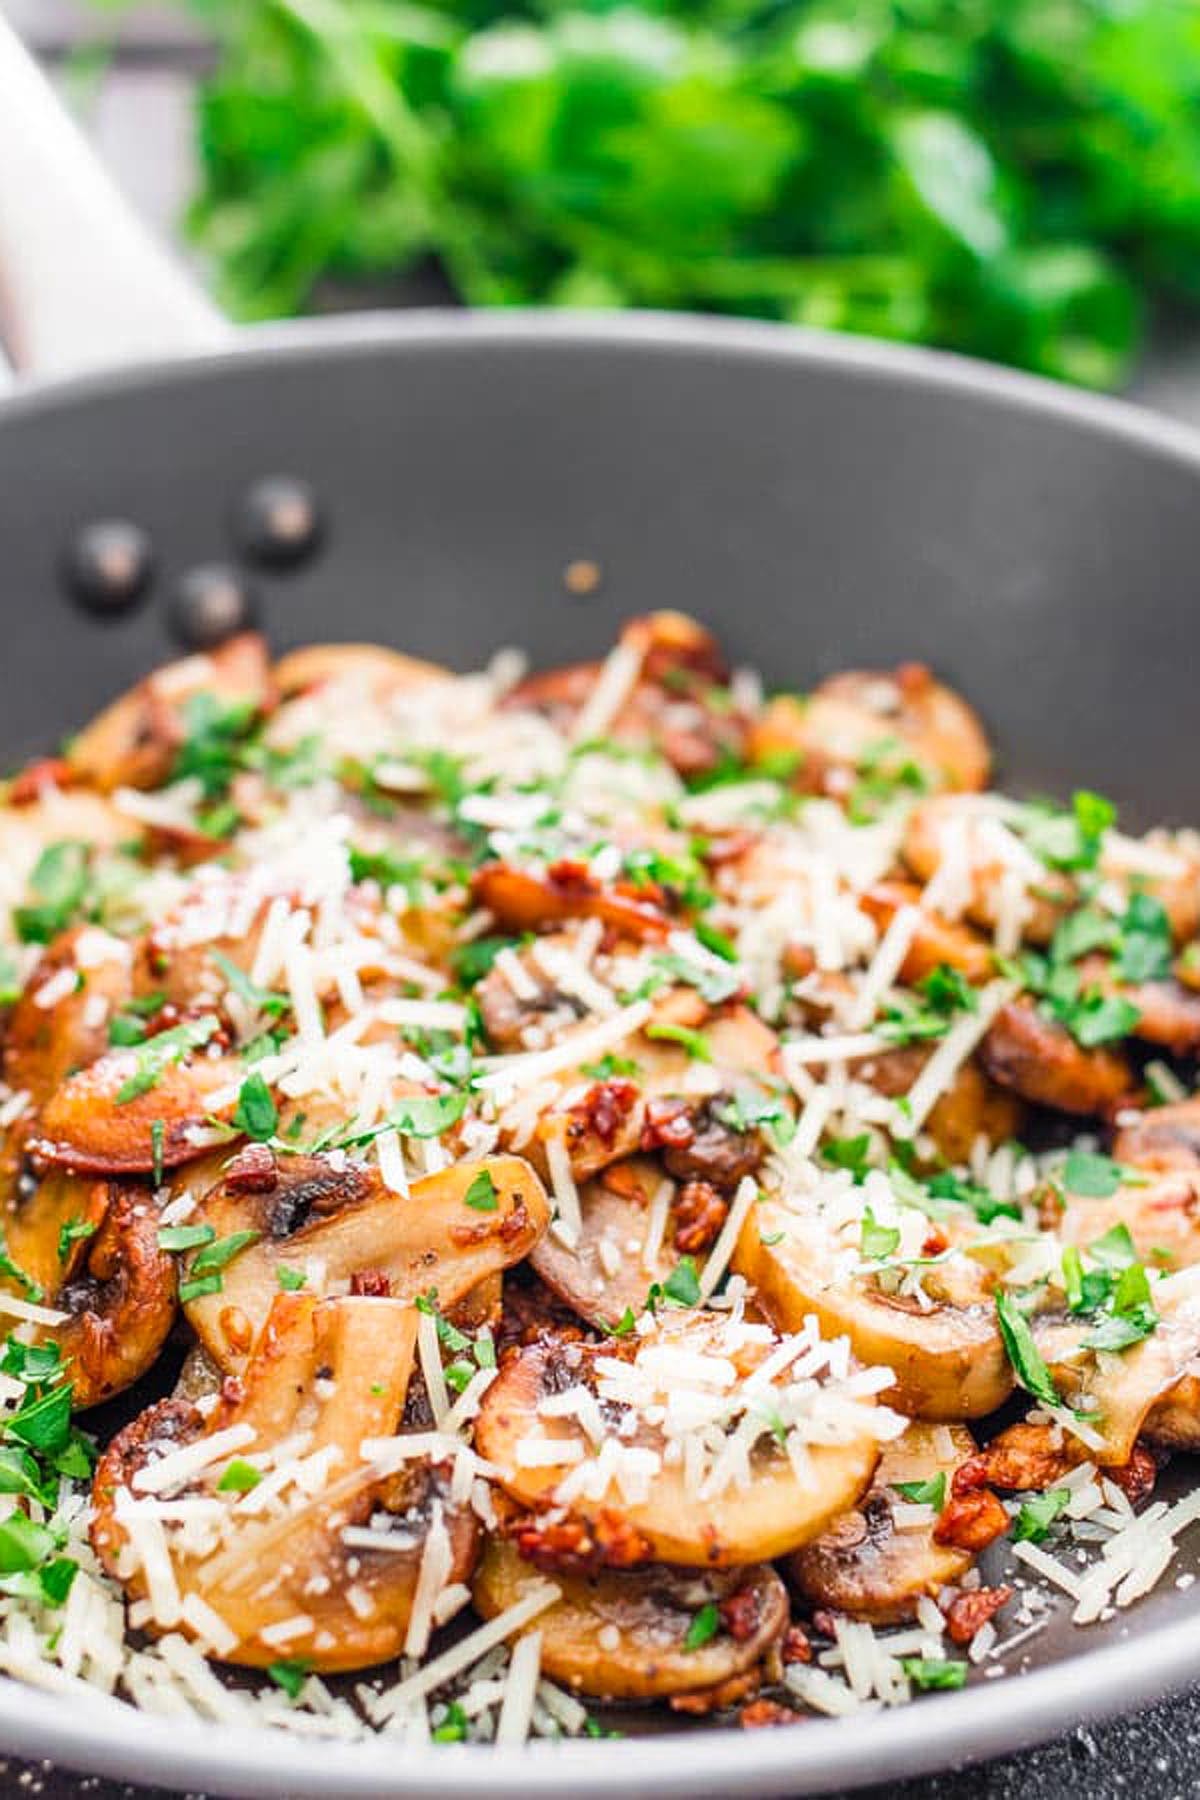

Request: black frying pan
left=2, top=21, right=1200, bottom=1800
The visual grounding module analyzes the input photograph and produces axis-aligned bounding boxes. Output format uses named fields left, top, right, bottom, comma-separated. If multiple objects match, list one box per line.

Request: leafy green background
left=159, top=0, right=1200, bottom=387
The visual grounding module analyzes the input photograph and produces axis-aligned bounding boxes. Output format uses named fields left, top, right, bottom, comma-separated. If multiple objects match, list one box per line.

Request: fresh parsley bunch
left=160, top=0, right=1200, bottom=387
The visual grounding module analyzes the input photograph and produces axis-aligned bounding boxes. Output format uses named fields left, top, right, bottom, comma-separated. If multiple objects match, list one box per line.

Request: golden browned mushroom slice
left=0, top=788, right=131, bottom=915
left=1058, top=1172, right=1200, bottom=1273
left=858, top=881, right=995, bottom=986
left=529, top=1159, right=685, bottom=1330
left=749, top=665, right=990, bottom=795
left=735, top=1197, right=1012, bottom=1420
left=1035, top=1264, right=1200, bottom=1464
left=91, top=1292, right=478, bottom=1671
left=902, top=795, right=1069, bottom=945
left=27, top=1020, right=242, bottom=1176
left=3, top=927, right=134, bottom=1110
left=68, top=633, right=274, bottom=793
left=904, top=795, right=1200, bottom=950
left=509, top=997, right=782, bottom=1193
left=474, top=1311, right=894, bottom=1567
left=505, top=612, right=744, bottom=780
left=1113, top=1099, right=1200, bottom=1173
left=48, top=1187, right=177, bottom=1409
left=1070, top=956, right=1200, bottom=1057
left=980, top=997, right=1134, bottom=1117
left=861, top=1045, right=1025, bottom=1165
left=182, top=1151, right=549, bottom=1373
left=474, top=1539, right=787, bottom=1701
left=789, top=1422, right=977, bottom=1623
left=471, top=862, right=671, bottom=943
left=271, top=643, right=451, bottom=701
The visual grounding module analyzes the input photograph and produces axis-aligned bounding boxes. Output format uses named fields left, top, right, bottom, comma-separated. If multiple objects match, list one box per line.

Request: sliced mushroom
left=475, top=933, right=592, bottom=1054
left=1113, top=1099, right=1200, bottom=1174
left=902, top=796, right=1068, bottom=945
left=1073, top=956, right=1200, bottom=1057
left=904, top=795, right=1200, bottom=949
left=4, top=927, right=133, bottom=1109
left=517, top=998, right=781, bottom=1190
left=980, top=998, right=1134, bottom=1117
left=0, top=789, right=131, bottom=914
left=1035, top=1264, right=1200, bottom=1464
left=272, top=643, right=451, bottom=701
left=789, top=1422, right=977, bottom=1623
left=92, top=1292, right=478, bottom=1671
left=858, top=881, right=995, bottom=986
left=474, top=1539, right=787, bottom=1700
left=474, top=1313, right=889, bottom=1566
left=50, top=1187, right=177, bottom=1409
left=68, top=633, right=274, bottom=793
left=471, top=862, right=671, bottom=943
left=749, top=665, right=990, bottom=795
left=183, top=1152, right=549, bottom=1373
left=505, top=613, right=744, bottom=779
left=734, top=1198, right=1012, bottom=1419
left=1059, top=1172, right=1200, bottom=1273
left=27, top=1043, right=242, bottom=1176
left=530, top=1159, right=681, bottom=1329
left=861, top=1045, right=1025, bottom=1164
left=0, top=1167, right=108, bottom=1300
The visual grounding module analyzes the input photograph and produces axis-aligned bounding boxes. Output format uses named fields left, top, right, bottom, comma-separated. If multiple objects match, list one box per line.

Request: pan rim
left=2, top=305, right=1200, bottom=473
left=2, top=307, right=1200, bottom=1793
left=0, top=1600, right=1197, bottom=1797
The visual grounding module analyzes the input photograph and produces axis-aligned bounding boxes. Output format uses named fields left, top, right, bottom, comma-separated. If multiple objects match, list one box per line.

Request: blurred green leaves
left=166, top=0, right=1200, bottom=385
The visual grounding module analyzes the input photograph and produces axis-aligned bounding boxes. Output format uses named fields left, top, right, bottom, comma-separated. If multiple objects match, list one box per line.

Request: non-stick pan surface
left=2, top=311, right=1200, bottom=1795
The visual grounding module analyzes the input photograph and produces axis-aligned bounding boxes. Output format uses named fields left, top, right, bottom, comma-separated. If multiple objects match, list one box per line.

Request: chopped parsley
left=1061, top=1222, right=1159, bottom=1353
left=217, top=1458, right=263, bottom=1493
left=1060, top=1149, right=1141, bottom=1198
left=648, top=1257, right=701, bottom=1312
left=893, top=1472, right=946, bottom=1510
left=694, top=919, right=738, bottom=962
left=463, top=1169, right=498, bottom=1212
left=431, top=1699, right=469, bottom=1742
left=157, top=1223, right=216, bottom=1254
left=645, top=1021, right=712, bottom=1061
left=267, top=1658, right=310, bottom=1700
left=995, top=1291, right=1061, bottom=1408
left=14, top=842, right=88, bottom=944
left=232, top=1070, right=279, bottom=1141
left=821, top=1134, right=873, bottom=1183
left=880, top=962, right=977, bottom=1046
left=1012, top=1488, right=1072, bottom=1543
left=648, top=950, right=741, bottom=1006
left=211, top=950, right=289, bottom=1018
left=1018, top=790, right=1115, bottom=873
left=0, top=1239, right=41, bottom=1303
left=713, top=1088, right=796, bottom=1145
left=900, top=1656, right=968, bottom=1691
left=56, top=1217, right=97, bottom=1264
left=191, top=1230, right=261, bottom=1277
left=115, top=1014, right=220, bottom=1105
left=683, top=1601, right=721, bottom=1651
left=860, top=1207, right=901, bottom=1262
left=581, top=1053, right=641, bottom=1081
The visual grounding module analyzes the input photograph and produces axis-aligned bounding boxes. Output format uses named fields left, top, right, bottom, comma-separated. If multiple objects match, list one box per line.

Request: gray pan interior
left=0, top=311, right=1199, bottom=1795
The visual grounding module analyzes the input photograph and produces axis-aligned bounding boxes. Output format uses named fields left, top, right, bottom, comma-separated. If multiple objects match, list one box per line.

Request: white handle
left=0, top=13, right=229, bottom=382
